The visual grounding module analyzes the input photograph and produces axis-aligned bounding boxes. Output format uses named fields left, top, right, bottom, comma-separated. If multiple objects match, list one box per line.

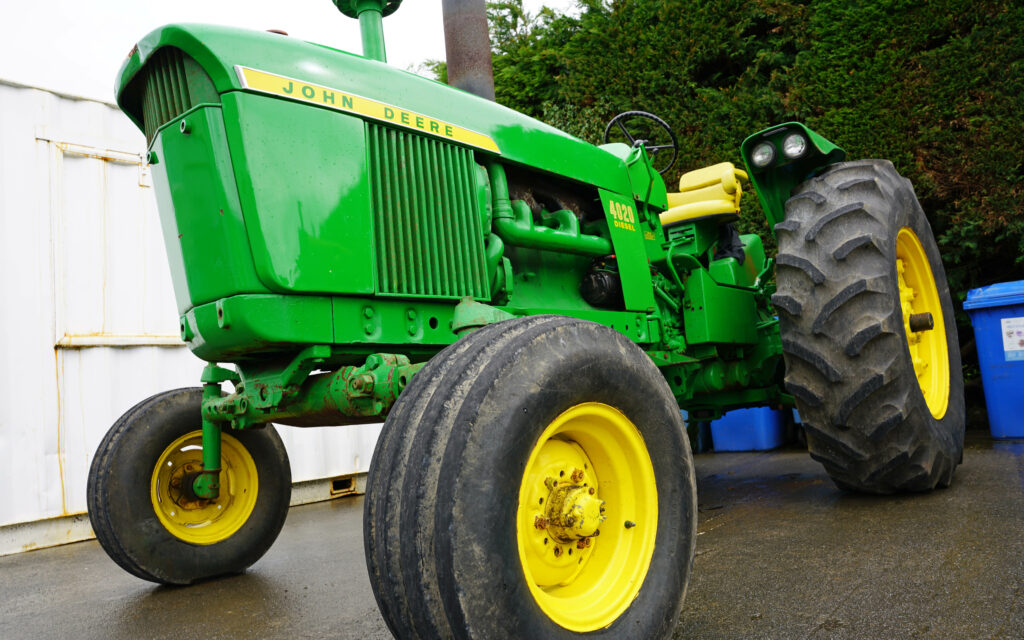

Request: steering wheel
left=602, top=111, right=678, bottom=175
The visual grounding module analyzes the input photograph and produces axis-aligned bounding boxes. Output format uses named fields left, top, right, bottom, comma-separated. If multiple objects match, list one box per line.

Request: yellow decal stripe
left=236, top=66, right=500, bottom=154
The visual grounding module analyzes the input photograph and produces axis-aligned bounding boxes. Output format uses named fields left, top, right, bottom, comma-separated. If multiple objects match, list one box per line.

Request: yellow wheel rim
left=150, top=431, right=258, bottom=545
left=516, top=403, right=657, bottom=632
left=896, top=227, right=950, bottom=419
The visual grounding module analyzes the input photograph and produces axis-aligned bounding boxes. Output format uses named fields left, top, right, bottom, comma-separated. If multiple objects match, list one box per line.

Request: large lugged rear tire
left=87, top=388, right=292, bottom=584
left=364, top=316, right=697, bottom=639
left=773, top=160, right=965, bottom=493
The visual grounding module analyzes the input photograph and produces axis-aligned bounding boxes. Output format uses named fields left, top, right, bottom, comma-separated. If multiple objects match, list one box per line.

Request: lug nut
left=544, top=477, right=557, bottom=490
left=534, top=515, right=548, bottom=529
left=588, top=487, right=596, bottom=495
left=571, top=468, right=585, bottom=483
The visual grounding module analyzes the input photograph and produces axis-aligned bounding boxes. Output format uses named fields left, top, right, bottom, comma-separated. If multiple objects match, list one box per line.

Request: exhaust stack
left=441, top=0, right=496, bottom=101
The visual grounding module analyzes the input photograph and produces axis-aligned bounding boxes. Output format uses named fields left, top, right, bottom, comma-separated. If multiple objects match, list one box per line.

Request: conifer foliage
left=442, top=0, right=1023, bottom=325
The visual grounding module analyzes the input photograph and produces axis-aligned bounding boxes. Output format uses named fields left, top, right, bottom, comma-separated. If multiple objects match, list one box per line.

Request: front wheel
left=87, top=388, right=292, bottom=584
left=774, top=159, right=965, bottom=493
left=364, top=316, right=697, bottom=638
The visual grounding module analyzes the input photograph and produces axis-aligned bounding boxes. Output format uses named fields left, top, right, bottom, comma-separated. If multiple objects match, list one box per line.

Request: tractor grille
left=367, top=124, right=491, bottom=299
left=137, top=48, right=218, bottom=144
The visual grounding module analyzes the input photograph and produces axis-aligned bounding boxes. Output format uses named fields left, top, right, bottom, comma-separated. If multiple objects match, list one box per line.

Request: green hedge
left=475, top=0, right=1023, bottom=333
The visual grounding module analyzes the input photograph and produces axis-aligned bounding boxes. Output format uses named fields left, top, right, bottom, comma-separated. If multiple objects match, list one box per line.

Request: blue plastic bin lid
left=963, top=280, right=1024, bottom=312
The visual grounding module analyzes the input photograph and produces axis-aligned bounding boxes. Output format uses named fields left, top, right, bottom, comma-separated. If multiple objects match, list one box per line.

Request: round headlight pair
left=750, top=133, right=809, bottom=168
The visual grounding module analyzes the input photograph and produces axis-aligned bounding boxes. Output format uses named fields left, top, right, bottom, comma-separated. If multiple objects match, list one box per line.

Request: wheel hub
left=542, top=481, right=605, bottom=543
left=167, top=463, right=210, bottom=509
left=150, top=431, right=259, bottom=545
left=516, top=403, right=658, bottom=632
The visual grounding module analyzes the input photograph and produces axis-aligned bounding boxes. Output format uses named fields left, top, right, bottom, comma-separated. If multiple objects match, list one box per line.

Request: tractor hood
left=116, top=23, right=630, bottom=193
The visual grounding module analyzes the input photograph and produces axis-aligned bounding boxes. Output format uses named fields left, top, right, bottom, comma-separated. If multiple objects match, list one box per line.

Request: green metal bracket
left=194, top=377, right=225, bottom=500
left=740, top=122, right=846, bottom=231
left=279, top=345, right=332, bottom=392
left=200, top=363, right=240, bottom=385
left=661, top=223, right=713, bottom=294
left=252, top=345, right=332, bottom=410
left=452, top=298, right=516, bottom=335
left=201, top=352, right=423, bottom=429
left=623, top=144, right=667, bottom=209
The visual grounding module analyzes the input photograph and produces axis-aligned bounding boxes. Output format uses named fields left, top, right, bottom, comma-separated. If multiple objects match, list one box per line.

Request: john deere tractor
left=88, top=1, right=965, bottom=637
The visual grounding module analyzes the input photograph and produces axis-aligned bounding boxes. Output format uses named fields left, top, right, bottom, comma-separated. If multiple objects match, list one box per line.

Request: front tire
left=364, top=316, right=697, bottom=638
left=87, top=388, right=292, bottom=584
left=773, top=159, right=965, bottom=493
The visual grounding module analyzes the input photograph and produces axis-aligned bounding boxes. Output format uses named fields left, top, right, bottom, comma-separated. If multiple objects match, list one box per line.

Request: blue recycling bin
left=710, top=407, right=786, bottom=451
left=964, top=281, right=1024, bottom=439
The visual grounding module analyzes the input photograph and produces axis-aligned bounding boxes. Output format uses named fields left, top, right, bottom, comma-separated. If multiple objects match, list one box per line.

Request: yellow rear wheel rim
left=516, top=402, right=657, bottom=632
left=896, top=227, right=950, bottom=419
left=150, top=431, right=258, bottom=545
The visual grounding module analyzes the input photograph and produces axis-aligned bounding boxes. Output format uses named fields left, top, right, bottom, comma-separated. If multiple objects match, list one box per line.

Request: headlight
left=751, top=142, right=775, bottom=168
left=782, top=133, right=808, bottom=159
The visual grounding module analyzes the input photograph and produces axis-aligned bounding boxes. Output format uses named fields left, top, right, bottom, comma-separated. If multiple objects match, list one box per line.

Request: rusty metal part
left=570, top=468, right=585, bottom=483
left=168, top=464, right=211, bottom=510
left=543, top=484, right=606, bottom=543
left=441, top=0, right=495, bottom=100
left=910, top=312, right=935, bottom=332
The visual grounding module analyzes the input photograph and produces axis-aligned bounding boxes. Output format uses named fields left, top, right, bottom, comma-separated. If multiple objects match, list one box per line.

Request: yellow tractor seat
left=660, top=162, right=748, bottom=228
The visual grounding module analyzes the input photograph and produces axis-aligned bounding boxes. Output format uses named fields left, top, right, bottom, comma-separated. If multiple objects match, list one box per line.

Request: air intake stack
left=334, top=0, right=404, bottom=62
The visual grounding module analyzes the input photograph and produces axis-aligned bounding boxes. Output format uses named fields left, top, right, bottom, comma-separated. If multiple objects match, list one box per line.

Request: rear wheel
left=773, top=160, right=965, bottom=493
left=87, top=388, right=291, bottom=584
left=364, top=316, right=696, bottom=638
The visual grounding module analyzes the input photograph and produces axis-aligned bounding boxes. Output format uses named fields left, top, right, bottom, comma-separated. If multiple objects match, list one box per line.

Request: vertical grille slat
left=448, top=144, right=472, bottom=295
left=393, top=130, right=411, bottom=293
left=160, top=61, right=175, bottom=122
left=419, top=136, right=435, bottom=295
left=370, top=126, right=388, bottom=292
left=426, top=140, right=449, bottom=296
left=367, top=123, right=490, bottom=300
left=435, top=141, right=455, bottom=297
left=171, top=50, right=190, bottom=114
left=456, top=149, right=486, bottom=293
left=405, top=134, right=424, bottom=294
left=137, top=48, right=214, bottom=145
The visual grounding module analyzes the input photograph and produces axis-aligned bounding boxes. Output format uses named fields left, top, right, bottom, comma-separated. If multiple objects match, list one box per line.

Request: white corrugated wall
left=0, top=79, right=381, bottom=553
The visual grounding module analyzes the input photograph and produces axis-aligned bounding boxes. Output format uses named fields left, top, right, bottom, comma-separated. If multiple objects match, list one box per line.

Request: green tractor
left=88, top=1, right=965, bottom=637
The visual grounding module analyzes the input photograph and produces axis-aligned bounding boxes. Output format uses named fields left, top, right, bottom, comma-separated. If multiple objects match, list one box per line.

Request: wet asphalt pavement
left=1, top=431, right=1021, bottom=639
